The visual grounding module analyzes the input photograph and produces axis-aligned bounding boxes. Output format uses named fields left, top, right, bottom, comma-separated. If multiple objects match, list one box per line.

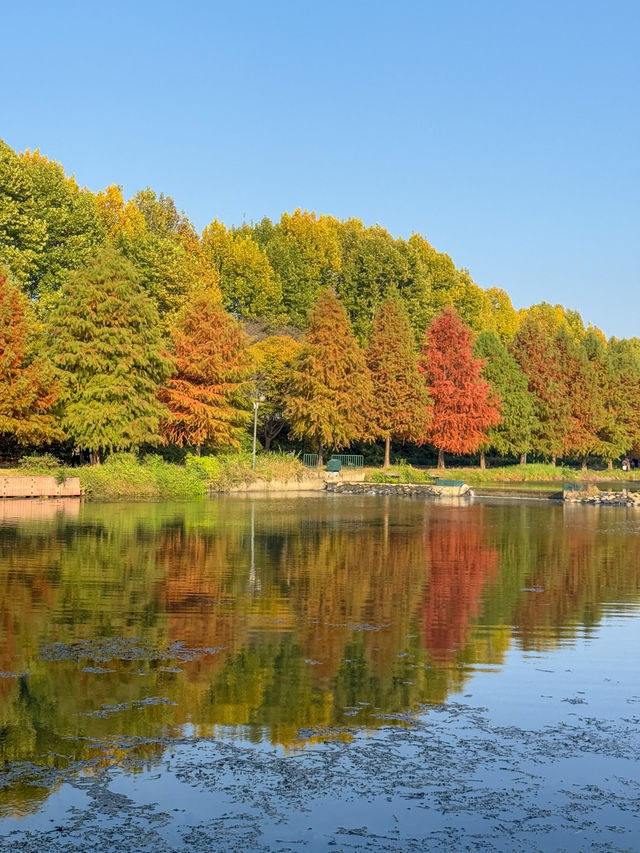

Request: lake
left=0, top=494, right=639, bottom=851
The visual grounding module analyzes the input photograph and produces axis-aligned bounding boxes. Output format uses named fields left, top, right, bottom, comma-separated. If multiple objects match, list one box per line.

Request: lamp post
left=252, top=395, right=265, bottom=469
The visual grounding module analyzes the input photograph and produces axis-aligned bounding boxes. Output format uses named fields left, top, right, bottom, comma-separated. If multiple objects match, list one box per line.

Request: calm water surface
left=0, top=495, right=638, bottom=851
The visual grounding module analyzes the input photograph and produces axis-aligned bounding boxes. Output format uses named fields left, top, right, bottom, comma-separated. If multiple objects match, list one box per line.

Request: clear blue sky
left=2, top=0, right=638, bottom=338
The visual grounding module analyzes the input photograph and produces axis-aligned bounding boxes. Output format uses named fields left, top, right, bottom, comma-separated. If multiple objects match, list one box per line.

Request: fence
left=302, top=453, right=364, bottom=469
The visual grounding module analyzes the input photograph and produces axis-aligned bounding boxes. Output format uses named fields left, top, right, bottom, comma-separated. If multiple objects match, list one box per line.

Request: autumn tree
left=336, top=221, right=411, bottom=341
left=201, top=219, right=282, bottom=320
left=366, top=292, right=431, bottom=467
left=47, top=247, right=173, bottom=463
left=160, top=290, right=252, bottom=453
left=474, top=331, right=534, bottom=466
left=510, top=311, right=572, bottom=464
left=285, top=288, right=372, bottom=464
left=251, top=210, right=342, bottom=324
left=418, top=307, right=500, bottom=468
left=0, top=266, right=62, bottom=450
left=250, top=335, right=301, bottom=451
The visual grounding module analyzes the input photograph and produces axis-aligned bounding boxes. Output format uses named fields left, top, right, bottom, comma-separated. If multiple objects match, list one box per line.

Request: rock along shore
left=325, top=481, right=471, bottom=498
left=564, top=488, right=640, bottom=507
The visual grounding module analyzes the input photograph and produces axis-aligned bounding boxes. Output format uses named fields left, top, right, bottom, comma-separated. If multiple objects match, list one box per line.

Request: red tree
left=418, top=307, right=500, bottom=468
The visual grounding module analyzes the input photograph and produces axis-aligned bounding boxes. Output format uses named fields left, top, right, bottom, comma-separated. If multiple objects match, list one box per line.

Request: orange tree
left=418, top=307, right=500, bottom=468
left=285, top=288, right=372, bottom=465
left=366, top=291, right=431, bottom=467
left=160, top=289, right=252, bottom=453
left=0, top=265, right=62, bottom=451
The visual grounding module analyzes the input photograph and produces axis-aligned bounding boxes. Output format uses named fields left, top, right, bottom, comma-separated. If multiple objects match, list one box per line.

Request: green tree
left=336, top=222, right=410, bottom=341
left=201, top=219, right=282, bottom=320
left=285, top=289, right=372, bottom=464
left=0, top=266, right=62, bottom=449
left=251, top=210, right=341, bottom=324
left=366, top=292, right=431, bottom=467
left=0, top=140, right=47, bottom=290
left=474, top=331, right=534, bottom=466
left=47, top=247, right=173, bottom=463
left=160, top=290, right=252, bottom=453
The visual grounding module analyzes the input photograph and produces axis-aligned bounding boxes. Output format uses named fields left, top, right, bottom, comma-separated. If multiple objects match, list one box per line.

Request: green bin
left=326, top=459, right=342, bottom=472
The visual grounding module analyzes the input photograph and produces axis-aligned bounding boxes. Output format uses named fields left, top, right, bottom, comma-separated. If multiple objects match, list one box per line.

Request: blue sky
left=2, top=1, right=638, bottom=338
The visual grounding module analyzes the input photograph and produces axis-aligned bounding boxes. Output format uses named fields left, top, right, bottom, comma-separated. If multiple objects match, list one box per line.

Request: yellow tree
left=250, top=335, right=301, bottom=450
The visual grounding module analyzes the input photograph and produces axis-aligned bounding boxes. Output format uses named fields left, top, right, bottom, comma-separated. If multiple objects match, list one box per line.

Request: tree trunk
left=607, top=459, right=613, bottom=471
left=195, top=444, right=201, bottom=457
left=90, top=450, right=100, bottom=466
left=264, top=434, right=271, bottom=452
left=479, top=450, right=486, bottom=470
left=551, top=455, right=556, bottom=467
left=317, top=446, right=323, bottom=468
left=384, top=436, right=391, bottom=468
left=581, top=456, right=587, bottom=471
left=520, top=453, right=526, bottom=466
left=437, top=448, right=445, bottom=469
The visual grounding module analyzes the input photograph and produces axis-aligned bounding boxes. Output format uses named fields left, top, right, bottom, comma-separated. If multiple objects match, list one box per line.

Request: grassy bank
left=427, top=463, right=640, bottom=485
left=9, top=452, right=309, bottom=499
left=6, top=455, right=640, bottom=499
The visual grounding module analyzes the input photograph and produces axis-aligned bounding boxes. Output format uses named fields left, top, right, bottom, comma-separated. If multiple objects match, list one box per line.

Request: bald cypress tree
left=474, top=331, right=534, bottom=466
left=285, top=288, right=372, bottom=465
left=0, top=265, right=62, bottom=450
left=47, top=247, right=173, bottom=463
left=366, top=292, right=431, bottom=467
left=160, top=290, right=252, bottom=453
left=419, top=307, right=500, bottom=469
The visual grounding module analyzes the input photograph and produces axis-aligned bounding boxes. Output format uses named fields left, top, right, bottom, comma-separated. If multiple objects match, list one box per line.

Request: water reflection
left=1, top=496, right=639, bottom=816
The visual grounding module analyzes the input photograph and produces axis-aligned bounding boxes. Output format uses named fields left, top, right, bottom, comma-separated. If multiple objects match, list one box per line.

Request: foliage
left=249, top=335, right=301, bottom=450
left=366, top=292, right=431, bottom=465
left=160, top=289, right=252, bottom=451
left=251, top=210, right=342, bottom=324
left=474, top=331, right=534, bottom=458
left=285, top=288, right=373, bottom=460
left=47, top=246, right=174, bottom=460
left=79, top=452, right=206, bottom=498
left=186, top=450, right=306, bottom=490
left=419, top=307, right=500, bottom=464
left=0, top=267, right=63, bottom=448
left=201, top=219, right=282, bottom=319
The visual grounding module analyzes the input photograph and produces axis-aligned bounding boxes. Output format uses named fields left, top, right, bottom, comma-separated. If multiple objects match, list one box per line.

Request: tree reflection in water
left=1, top=496, right=639, bottom=815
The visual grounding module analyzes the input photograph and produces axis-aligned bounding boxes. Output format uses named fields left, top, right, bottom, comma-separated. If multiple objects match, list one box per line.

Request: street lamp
left=251, top=394, right=265, bottom=470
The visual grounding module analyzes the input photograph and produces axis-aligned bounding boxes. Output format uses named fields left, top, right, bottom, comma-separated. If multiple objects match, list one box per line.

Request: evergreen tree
left=418, top=307, right=500, bottom=468
left=366, top=292, right=431, bottom=467
left=47, top=247, right=173, bottom=463
left=285, top=288, right=372, bottom=464
left=474, top=331, right=534, bottom=466
left=0, top=266, right=62, bottom=449
left=160, top=291, right=252, bottom=452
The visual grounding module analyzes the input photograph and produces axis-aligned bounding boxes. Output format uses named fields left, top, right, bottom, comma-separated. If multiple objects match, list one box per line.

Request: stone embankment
left=1, top=475, right=82, bottom=498
left=564, top=488, right=640, bottom=507
left=325, top=481, right=471, bottom=498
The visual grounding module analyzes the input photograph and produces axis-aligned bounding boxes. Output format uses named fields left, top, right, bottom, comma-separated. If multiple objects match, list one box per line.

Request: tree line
left=1, top=138, right=639, bottom=468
